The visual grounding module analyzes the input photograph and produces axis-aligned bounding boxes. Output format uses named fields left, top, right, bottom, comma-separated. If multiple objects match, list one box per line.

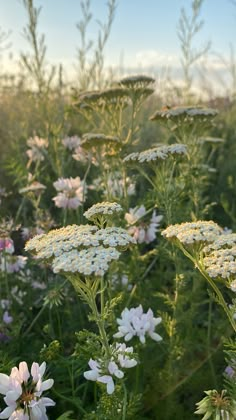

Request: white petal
left=19, top=362, right=30, bottom=383
left=106, top=379, right=115, bottom=395
left=84, top=370, right=98, bottom=381
left=149, top=332, right=162, bottom=342
left=0, top=374, right=10, bottom=395
left=0, top=406, right=15, bottom=419
left=4, top=390, right=19, bottom=405
left=39, top=362, right=46, bottom=378
left=114, top=369, right=124, bottom=379
left=31, top=363, right=39, bottom=382
left=125, top=332, right=133, bottom=341
left=40, top=397, right=56, bottom=407
left=97, top=375, right=112, bottom=384
left=40, top=379, right=54, bottom=391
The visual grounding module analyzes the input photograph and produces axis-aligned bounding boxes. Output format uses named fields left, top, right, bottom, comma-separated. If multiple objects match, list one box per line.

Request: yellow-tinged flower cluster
left=203, top=234, right=236, bottom=281
left=83, top=202, right=123, bottom=222
left=162, top=221, right=222, bottom=245
left=150, top=106, right=218, bottom=122
left=123, top=144, right=187, bottom=164
left=25, top=214, right=135, bottom=276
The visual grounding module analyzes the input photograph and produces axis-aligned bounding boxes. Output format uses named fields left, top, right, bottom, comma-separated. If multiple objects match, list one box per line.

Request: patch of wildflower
left=113, top=305, right=162, bottom=344
left=52, top=176, right=87, bottom=209
left=0, top=361, right=55, bottom=419
left=125, top=206, right=163, bottom=244
left=84, top=343, right=137, bottom=395
left=195, top=389, right=236, bottom=420
left=26, top=136, right=48, bottom=163
left=123, top=144, right=187, bottom=164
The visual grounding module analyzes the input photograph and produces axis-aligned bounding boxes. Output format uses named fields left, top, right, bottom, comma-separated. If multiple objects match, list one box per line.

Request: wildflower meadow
left=0, top=0, right=236, bottom=419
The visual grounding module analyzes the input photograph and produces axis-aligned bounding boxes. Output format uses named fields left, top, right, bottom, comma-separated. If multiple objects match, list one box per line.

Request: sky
left=0, top=0, right=236, bottom=89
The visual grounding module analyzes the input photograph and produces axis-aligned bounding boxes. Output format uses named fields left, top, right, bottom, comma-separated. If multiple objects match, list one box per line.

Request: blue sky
left=0, top=0, right=236, bottom=77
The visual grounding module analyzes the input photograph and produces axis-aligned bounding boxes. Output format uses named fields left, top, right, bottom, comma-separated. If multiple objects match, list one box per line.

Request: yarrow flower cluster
left=125, top=205, right=163, bottom=244
left=162, top=221, right=223, bottom=247
left=83, top=202, right=123, bottom=224
left=26, top=136, right=48, bottom=163
left=113, top=305, right=162, bottom=344
left=84, top=343, right=137, bottom=394
left=202, top=233, right=236, bottom=282
left=149, top=106, right=218, bottom=123
left=52, top=176, right=87, bottom=209
left=0, top=361, right=55, bottom=419
left=25, top=219, right=135, bottom=276
left=123, top=144, right=187, bottom=164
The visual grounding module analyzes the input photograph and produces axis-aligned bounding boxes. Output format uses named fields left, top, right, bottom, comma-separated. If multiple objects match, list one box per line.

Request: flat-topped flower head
left=0, top=360, right=55, bottom=419
left=81, top=133, right=121, bottom=150
left=162, top=221, right=222, bottom=249
left=113, top=304, right=162, bottom=344
left=52, top=246, right=120, bottom=276
left=150, top=106, right=218, bottom=122
left=25, top=224, right=99, bottom=259
left=84, top=202, right=123, bottom=225
left=202, top=233, right=236, bottom=282
left=123, top=143, right=187, bottom=164
left=118, top=74, right=155, bottom=88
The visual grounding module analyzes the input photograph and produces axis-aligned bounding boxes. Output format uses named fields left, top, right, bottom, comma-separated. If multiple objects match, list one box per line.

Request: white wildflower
left=113, top=305, right=162, bottom=344
left=162, top=221, right=222, bottom=245
left=123, top=144, right=187, bottom=164
left=26, top=136, right=48, bottom=162
left=84, top=202, right=123, bottom=222
left=52, top=177, right=86, bottom=209
left=84, top=343, right=137, bottom=394
left=125, top=206, right=163, bottom=244
left=52, top=246, right=121, bottom=276
left=0, top=361, right=55, bottom=419
left=62, top=135, right=81, bottom=150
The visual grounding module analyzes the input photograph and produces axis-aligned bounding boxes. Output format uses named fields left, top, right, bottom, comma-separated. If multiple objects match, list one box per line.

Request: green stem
left=22, top=304, right=47, bottom=337
left=122, top=381, right=127, bottom=420
left=196, top=262, right=236, bottom=333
